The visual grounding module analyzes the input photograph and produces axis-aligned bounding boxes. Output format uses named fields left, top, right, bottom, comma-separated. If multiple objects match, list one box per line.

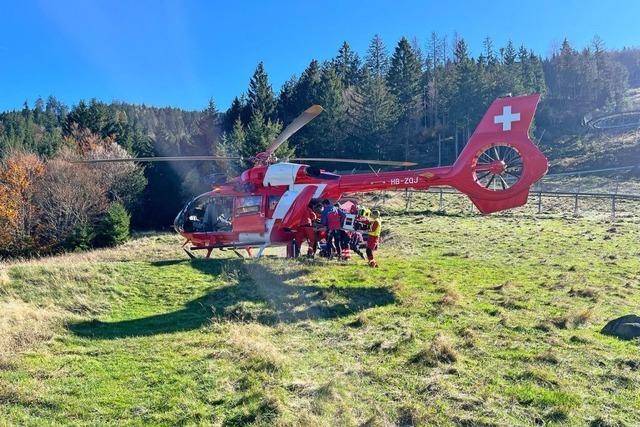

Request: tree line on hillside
left=1, top=34, right=639, bottom=246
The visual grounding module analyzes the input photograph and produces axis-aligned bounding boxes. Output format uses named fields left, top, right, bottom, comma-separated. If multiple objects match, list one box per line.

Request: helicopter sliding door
left=232, top=195, right=266, bottom=234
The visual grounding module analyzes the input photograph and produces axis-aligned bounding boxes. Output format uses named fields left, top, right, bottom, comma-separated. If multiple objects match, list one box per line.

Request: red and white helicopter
left=89, top=94, right=548, bottom=257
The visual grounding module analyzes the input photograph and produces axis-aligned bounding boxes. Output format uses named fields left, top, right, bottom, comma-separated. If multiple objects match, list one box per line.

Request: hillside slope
left=1, top=215, right=639, bottom=425
left=539, top=88, right=640, bottom=173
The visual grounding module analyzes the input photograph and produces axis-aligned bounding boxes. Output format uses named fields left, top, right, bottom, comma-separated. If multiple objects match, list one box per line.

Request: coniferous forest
left=1, top=34, right=639, bottom=249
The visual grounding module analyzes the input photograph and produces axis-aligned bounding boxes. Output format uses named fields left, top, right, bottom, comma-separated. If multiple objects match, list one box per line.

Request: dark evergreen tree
left=247, top=62, right=276, bottom=120
left=353, top=68, right=398, bottom=159
left=387, top=37, right=423, bottom=114
left=333, top=41, right=362, bottom=87
left=365, top=34, right=389, bottom=77
left=224, top=96, right=245, bottom=132
left=92, top=202, right=131, bottom=247
left=449, top=38, right=482, bottom=149
left=387, top=37, right=423, bottom=159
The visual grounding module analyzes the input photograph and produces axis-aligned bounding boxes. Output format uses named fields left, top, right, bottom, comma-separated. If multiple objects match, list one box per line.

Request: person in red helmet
left=366, top=210, right=382, bottom=267
left=295, top=202, right=317, bottom=257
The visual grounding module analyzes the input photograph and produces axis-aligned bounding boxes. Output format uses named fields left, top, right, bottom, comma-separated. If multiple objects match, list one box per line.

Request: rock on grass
left=601, top=315, right=640, bottom=340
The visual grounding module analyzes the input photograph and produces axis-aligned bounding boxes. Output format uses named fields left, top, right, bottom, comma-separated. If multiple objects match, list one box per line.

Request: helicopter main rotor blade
left=72, top=155, right=242, bottom=164
left=291, top=158, right=417, bottom=167
left=263, top=105, right=323, bottom=156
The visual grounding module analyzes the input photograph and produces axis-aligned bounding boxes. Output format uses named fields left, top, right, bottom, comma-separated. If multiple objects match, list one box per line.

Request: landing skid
left=256, top=244, right=269, bottom=258
left=185, top=244, right=262, bottom=259
left=183, top=248, right=196, bottom=259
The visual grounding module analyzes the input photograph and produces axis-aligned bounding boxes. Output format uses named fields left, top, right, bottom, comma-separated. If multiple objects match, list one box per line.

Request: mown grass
left=1, top=214, right=639, bottom=426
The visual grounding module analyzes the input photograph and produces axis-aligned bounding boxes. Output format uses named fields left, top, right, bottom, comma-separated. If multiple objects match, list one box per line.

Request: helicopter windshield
left=177, top=194, right=234, bottom=233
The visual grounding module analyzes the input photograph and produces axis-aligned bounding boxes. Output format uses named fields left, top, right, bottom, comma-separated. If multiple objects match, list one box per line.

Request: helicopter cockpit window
left=236, top=195, right=262, bottom=215
left=183, top=195, right=233, bottom=232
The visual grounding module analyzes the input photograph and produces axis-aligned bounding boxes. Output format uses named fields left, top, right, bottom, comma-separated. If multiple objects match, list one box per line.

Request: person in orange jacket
left=366, top=210, right=382, bottom=267
left=295, top=202, right=318, bottom=257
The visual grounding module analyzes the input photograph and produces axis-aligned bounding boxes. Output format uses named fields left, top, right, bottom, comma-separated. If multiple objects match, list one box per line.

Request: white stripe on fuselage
left=265, top=162, right=328, bottom=246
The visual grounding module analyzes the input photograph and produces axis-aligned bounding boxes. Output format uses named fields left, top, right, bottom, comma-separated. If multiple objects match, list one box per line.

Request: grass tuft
left=0, top=268, right=10, bottom=287
left=553, top=308, right=594, bottom=329
left=0, top=299, right=61, bottom=365
left=227, top=323, right=287, bottom=372
left=440, top=287, right=462, bottom=306
left=347, top=312, right=369, bottom=328
left=536, top=349, right=561, bottom=365
left=410, top=333, right=458, bottom=366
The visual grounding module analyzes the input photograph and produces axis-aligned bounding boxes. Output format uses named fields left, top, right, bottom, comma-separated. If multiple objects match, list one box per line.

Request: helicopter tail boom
left=335, top=94, right=547, bottom=213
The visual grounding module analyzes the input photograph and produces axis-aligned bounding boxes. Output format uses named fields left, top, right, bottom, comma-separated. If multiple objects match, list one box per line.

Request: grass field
left=1, top=213, right=640, bottom=426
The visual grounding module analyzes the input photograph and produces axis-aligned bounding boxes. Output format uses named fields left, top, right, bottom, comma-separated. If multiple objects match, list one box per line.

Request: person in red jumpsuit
left=295, top=202, right=317, bottom=257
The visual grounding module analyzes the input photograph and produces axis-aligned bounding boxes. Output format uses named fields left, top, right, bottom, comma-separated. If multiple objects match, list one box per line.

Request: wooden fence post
left=611, top=195, right=616, bottom=220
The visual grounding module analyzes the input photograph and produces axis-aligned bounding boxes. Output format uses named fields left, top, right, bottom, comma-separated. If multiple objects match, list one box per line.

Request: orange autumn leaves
left=0, top=128, right=145, bottom=256
left=0, top=153, right=45, bottom=251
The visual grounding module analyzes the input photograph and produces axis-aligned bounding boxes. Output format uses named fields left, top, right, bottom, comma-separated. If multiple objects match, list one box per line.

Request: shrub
left=92, top=203, right=130, bottom=247
left=63, top=222, right=92, bottom=251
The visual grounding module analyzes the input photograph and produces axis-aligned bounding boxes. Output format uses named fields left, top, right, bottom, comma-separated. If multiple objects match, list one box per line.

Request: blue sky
left=1, top=0, right=639, bottom=112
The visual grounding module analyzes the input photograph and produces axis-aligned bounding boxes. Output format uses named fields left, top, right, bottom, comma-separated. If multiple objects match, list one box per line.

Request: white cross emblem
left=494, top=106, right=521, bottom=131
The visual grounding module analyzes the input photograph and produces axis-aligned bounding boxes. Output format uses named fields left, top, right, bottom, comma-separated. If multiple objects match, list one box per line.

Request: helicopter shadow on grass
left=69, top=258, right=396, bottom=339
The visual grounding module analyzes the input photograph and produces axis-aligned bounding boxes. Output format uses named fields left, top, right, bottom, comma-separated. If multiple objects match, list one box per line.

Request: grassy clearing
left=1, top=214, right=640, bottom=425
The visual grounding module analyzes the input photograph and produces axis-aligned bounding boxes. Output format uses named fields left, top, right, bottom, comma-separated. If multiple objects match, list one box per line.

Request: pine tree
left=304, top=66, right=346, bottom=158
left=243, top=111, right=287, bottom=159
left=496, top=40, right=524, bottom=97
left=277, top=60, right=322, bottom=155
left=365, top=34, right=389, bottom=77
left=224, top=96, right=245, bottom=132
left=294, top=60, right=322, bottom=108
left=276, top=76, right=298, bottom=125
left=354, top=68, right=399, bottom=159
left=501, top=40, right=517, bottom=65
left=387, top=37, right=423, bottom=113
left=483, top=36, right=498, bottom=68
left=333, top=41, right=362, bottom=87
left=450, top=38, right=481, bottom=144
left=193, top=98, right=221, bottom=156
left=387, top=37, right=424, bottom=159
left=92, top=202, right=130, bottom=247
left=247, top=62, right=276, bottom=120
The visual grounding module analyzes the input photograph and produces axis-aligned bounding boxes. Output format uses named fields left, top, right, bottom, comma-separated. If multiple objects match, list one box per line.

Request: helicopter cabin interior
left=179, top=193, right=281, bottom=234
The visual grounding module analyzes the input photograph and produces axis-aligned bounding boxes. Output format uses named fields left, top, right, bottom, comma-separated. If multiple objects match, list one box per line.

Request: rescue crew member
left=366, top=210, right=382, bottom=267
left=326, top=203, right=344, bottom=258
left=296, top=202, right=317, bottom=257
left=320, top=199, right=333, bottom=226
left=348, top=230, right=365, bottom=259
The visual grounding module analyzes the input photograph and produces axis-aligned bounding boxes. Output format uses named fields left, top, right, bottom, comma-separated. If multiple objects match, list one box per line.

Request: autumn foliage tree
left=0, top=126, right=145, bottom=257
left=0, top=152, right=45, bottom=255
